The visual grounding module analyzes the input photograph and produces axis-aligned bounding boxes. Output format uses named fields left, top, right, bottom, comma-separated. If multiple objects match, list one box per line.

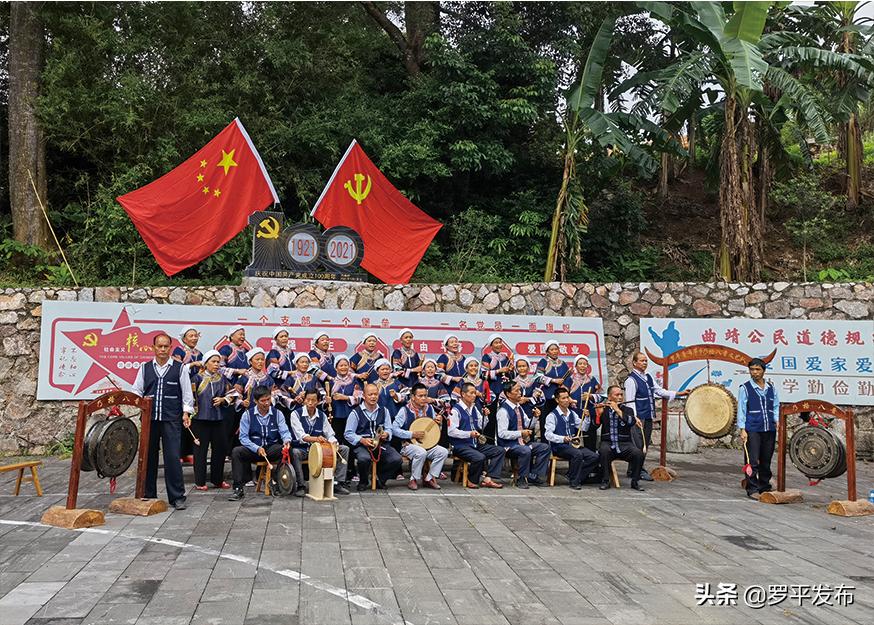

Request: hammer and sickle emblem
left=83, top=333, right=98, bottom=348
left=344, top=173, right=372, bottom=205
left=256, top=216, right=280, bottom=239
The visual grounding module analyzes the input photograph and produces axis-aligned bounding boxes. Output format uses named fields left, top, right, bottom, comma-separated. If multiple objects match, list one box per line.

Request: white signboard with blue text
left=641, top=318, right=874, bottom=406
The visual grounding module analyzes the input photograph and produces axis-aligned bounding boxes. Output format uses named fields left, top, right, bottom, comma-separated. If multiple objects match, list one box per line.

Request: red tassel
left=109, top=477, right=117, bottom=494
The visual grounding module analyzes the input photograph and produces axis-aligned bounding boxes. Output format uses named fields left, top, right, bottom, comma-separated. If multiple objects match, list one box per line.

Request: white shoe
left=245, top=480, right=255, bottom=487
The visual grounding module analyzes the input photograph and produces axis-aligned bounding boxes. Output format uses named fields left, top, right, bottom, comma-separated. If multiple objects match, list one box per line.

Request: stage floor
left=1, top=447, right=872, bottom=625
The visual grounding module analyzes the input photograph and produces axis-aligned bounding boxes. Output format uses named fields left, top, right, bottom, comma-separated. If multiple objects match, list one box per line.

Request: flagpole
left=310, top=139, right=357, bottom=217
left=28, top=169, right=79, bottom=287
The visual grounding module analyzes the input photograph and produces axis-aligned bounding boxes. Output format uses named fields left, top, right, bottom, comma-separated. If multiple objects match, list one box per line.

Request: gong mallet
left=258, top=447, right=274, bottom=471
left=185, top=423, right=201, bottom=446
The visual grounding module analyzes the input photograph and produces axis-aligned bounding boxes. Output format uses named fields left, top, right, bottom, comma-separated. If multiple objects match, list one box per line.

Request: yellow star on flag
left=200, top=160, right=207, bottom=168
left=217, top=149, right=238, bottom=175
left=202, top=186, right=210, bottom=194
left=196, top=173, right=204, bottom=182
left=213, top=188, right=221, bottom=198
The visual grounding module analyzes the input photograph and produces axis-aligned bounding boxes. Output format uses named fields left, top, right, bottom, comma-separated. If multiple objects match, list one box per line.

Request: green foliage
left=580, top=181, right=647, bottom=267
left=45, top=433, right=76, bottom=459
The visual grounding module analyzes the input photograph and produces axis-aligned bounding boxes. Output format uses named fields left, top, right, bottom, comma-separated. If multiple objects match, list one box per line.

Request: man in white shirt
left=132, top=332, right=195, bottom=510
left=392, top=383, right=449, bottom=490
left=496, top=381, right=550, bottom=488
left=623, top=351, right=688, bottom=480
left=289, top=389, right=350, bottom=496
left=544, top=387, right=599, bottom=490
left=345, top=383, right=403, bottom=490
left=448, top=382, right=504, bottom=489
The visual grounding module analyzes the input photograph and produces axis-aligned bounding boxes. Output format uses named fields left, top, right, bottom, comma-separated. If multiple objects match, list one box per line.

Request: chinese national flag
left=310, top=140, right=442, bottom=284
left=117, top=118, right=279, bottom=276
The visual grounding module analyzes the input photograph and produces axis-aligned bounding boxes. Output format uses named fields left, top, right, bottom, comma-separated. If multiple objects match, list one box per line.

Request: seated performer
left=266, top=327, right=295, bottom=380
left=189, top=350, right=234, bottom=490
left=350, top=332, right=384, bottom=382
left=437, top=334, right=465, bottom=394
left=737, top=358, right=780, bottom=500
left=392, top=328, right=422, bottom=388
left=392, top=383, right=449, bottom=490
left=448, top=382, right=504, bottom=489
left=172, top=326, right=203, bottom=366
left=544, top=387, right=600, bottom=490
left=624, top=351, right=688, bottom=481
left=513, top=356, right=546, bottom=442
left=289, top=389, right=350, bottom=496
left=133, top=332, right=194, bottom=510
left=345, top=383, right=403, bottom=490
left=373, top=358, right=408, bottom=419
left=598, top=385, right=645, bottom=491
left=496, top=380, right=550, bottom=488
left=228, top=385, right=292, bottom=501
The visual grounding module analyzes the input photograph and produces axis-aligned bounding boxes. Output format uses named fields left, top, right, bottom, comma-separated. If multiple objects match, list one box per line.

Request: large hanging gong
left=84, top=417, right=139, bottom=478
left=683, top=382, right=737, bottom=439
left=789, top=425, right=847, bottom=480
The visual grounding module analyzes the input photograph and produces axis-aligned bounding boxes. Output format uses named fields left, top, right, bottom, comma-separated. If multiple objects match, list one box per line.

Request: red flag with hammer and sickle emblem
left=310, top=140, right=442, bottom=284
left=117, top=118, right=279, bottom=276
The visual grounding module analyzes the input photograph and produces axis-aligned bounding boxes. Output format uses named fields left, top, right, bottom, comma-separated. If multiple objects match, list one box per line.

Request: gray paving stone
left=81, top=603, right=146, bottom=625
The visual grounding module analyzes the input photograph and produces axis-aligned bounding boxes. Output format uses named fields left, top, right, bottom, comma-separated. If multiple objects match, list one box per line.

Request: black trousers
left=552, top=443, right=600, bottom=487
left=333, top=418, right=355, bottom=481
left=452, top=443, right=505, bottom=482
left=231, top=443, right=283, bottom=489
left=353, top=444, right=403, bottom=485
left=145, top=419, right=185, bottom=505
left=600, top=441, right=644, bottom=482
left=746, top=430, right=776, bottom=495
left=190, top=419, right=227, bottom=487
left=504, top=441, right=551, bottom=480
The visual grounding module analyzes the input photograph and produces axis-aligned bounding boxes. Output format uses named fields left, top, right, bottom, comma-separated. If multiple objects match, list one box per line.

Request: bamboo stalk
left=28, top=169, right=78, bottom=287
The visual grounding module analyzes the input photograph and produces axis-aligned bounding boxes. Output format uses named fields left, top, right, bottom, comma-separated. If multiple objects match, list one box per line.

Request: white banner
left=641, top=318, right=874, bottom=405
left=38, top=301, right=608, bottom=400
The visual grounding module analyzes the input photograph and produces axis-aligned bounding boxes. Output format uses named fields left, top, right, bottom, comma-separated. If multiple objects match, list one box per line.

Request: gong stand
left=41, top=391, right=159, bottom=529
left=776, top=400, right=873, bottom=516
left=644, top=344, right=777, bottom=482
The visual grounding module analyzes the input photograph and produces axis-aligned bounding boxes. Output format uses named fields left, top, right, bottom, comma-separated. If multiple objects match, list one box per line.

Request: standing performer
left=133, top=333, right=194, bottom=510
left=452, top=357, right=490, bottom=414
left=448, top=382, right=505, bottom=489
left=737, top=358, right=780, bottom=500
left=309, top=331, right=337, bottom=379
left=392, top=328, right=422, bottom=388
left=227, top=386, right=292, bottom=501
left=544, top=387, right=599, bottom=490
left=219, top=325, right=249, bottom=380
left=568, top=355, right=601, bottom=452
left=392, top=384, right=449, bottom=490
left=289, top=389, right=350, bottom=496
left=496, top=381, right=550, bottom=488
left=234, top=348, right=276, bottom=410
left=536, top=340, right=570, bottom=422
left=172, top=326, right=203, bottom=365
left=373, top=358, right=408, bottom=419
left=418, top=359, right=453, bottom=402
left=330, top=355, right=362, bottom=487
left=278, top=353, right=319, bottom=410
left=512, top=356, right=545, bottom=434
left=437, top=334, right=466, bottom=393
left=481, top=334, right=514, bottom=383
left=598, top=385, right=646, bottom=491
left=350, top=332, right=384, bottom=382
left=266, top=327, right=295, bottom=380
left=345, top=383, right=403, bottom=490
left=623, top=351, right=689, bottom=481
left=189, top=350, right=234, bottom=490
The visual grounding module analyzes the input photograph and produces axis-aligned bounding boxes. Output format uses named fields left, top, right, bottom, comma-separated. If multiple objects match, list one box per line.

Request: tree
left=8, top=1, right=49, bottom=249
left=361, top=1, right=440, bottom=77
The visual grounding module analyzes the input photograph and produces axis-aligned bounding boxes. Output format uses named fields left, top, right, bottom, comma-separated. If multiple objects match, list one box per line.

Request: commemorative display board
left=38, top=301, right=608, bottom=400
left=244, top=210, right=366, bottom=281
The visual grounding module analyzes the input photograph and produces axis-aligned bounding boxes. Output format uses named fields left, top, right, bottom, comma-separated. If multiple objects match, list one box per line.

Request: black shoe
left=630, top=482, right=645, bottom=491
left=228, top=489, right=244, bottom=501
left=357, top=483, right=370, bottom=492
left=569, top=483, right=582, bottom=490
left=528, top=477, right=546, bottom=487
left=172, top=498, right=187, bottom=510
left=516, top=479, right=529, bottom=489
left=599, top=482, right=610, bottom=490
left=640, top=471, right=654, bottom=482
left=293, top=486, right=306, bottom=498
left=334, top=483, right=350, bottom=495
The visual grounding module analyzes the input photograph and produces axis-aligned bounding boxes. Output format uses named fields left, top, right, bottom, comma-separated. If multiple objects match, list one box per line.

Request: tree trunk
left=362, top=1, right=439, bottom=77
left=687, top=116, right=696, bottom=165
left=846, top=113, right=861, bottom=209
left=718, top=95, right=761, bottom=282
left=8, top=1, right=49, bottom=250
left=658, top=151, right=669, bottom=199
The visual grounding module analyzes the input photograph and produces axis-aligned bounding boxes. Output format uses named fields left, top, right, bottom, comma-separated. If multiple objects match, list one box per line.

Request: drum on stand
left=683, top=383, right=737, bottom=439
left=307, top=441, right=336, bottom=501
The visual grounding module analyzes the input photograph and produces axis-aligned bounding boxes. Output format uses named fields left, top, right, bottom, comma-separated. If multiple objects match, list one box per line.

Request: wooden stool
left=371, top=461, right=378, bottom=491
left=1, top=460, right=43, bottom=496
left=255, top=462, right=272, bottom=496
left=548, top=455, right=562, bottom=486
left=509, top=457, right=519, bottom=486
left=452, top=458, right=471, bottom=486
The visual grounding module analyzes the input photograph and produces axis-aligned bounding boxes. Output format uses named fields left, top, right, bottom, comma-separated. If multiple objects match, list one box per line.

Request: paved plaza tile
left=0, top=448, right=872, bottom=625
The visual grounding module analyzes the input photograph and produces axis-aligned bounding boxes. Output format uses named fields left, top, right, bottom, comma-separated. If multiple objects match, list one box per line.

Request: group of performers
left=133, top=326, right=777, bottom=509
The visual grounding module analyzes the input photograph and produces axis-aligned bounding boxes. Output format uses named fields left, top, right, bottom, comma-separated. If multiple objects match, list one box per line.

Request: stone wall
left=1, top=281, right=872, bottom=458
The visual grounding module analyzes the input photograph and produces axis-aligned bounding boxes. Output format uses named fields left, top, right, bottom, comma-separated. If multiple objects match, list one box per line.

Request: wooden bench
left=548, top=455, right=619, bottom=488
left=1, top=460, right=43, bottom=496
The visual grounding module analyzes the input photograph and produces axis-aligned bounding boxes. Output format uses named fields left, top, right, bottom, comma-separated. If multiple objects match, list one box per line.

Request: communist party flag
left=117, top=118, right=279, bottom=276
left=310, top=140, right=442, bottom=284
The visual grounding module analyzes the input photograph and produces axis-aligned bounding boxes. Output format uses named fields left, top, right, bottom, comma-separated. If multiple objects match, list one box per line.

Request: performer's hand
left=317, top=436, right=328, bottom=443
left=390, top=390, right=398, bottom=400
left=569, top=399, right=577, bottom=407
left=564, top=436, right=571, bottom=443
left=236, top=369, right=246, bottom=376
left=413, top=431, right=425, bottom=441
left=361, top=437, right=375, bottom=448
left=483, top=408, right=490, bottom=416
left=533, top=408, right=541, bottom=417
left=242, top=399, right=250, bottom=409
left=212, top=397, right=224, bottom=407
left=635, top=418, right=643, bottom=428
left=282, top=442, right=290, bottom=451
left=740, top=429, right=748, bottom=443
left=433, top=415, right=443, bottom=425
left=379, top=430, right=389, bottom=441
left=582, top=392, right=591, bottom=400
left=522, top=429, right=532, bottom=438
left=412, top=366, right=422, bottom=373
left=470, top=431, right=480, bottom=439
left=257, top=446, right=266, bottom=457
left=183, top=414, right=191, bottom=428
